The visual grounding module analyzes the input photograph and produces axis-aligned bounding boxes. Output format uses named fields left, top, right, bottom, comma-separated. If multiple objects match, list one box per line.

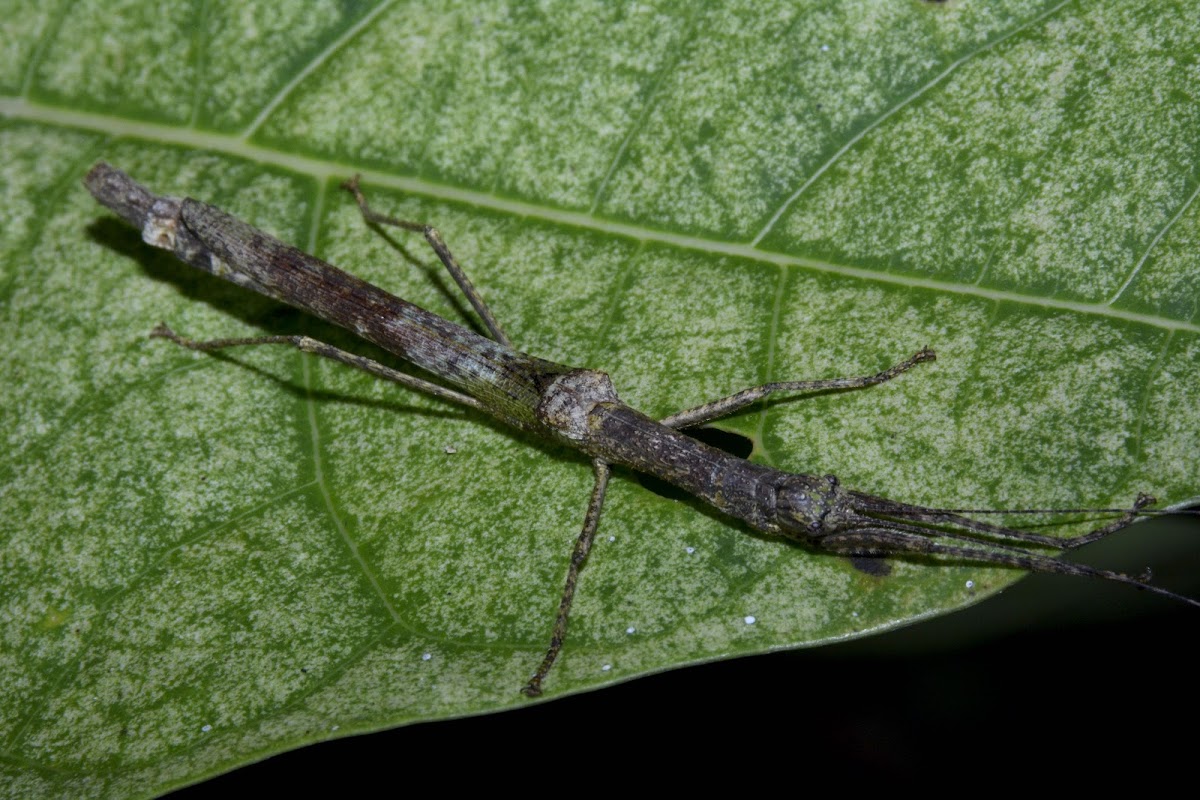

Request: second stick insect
left=85, top=163, right=1198, bottom=697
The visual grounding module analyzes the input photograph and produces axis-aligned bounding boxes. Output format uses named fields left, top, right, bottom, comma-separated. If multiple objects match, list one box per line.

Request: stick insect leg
left=151, top=324, right=486, bottom=413
left=660, top=348, right=936, bottom=429
left=522, top=458, right=611, bottom=698
left=341, top=176, right=513, bottom=348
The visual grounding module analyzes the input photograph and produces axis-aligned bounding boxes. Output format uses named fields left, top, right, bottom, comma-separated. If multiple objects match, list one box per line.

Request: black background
left=168, top=513, right=1199, bottom=791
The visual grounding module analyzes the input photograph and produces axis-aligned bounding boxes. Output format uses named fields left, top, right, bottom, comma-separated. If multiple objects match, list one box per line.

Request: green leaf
left=3, top=0, right=1198, bottom=794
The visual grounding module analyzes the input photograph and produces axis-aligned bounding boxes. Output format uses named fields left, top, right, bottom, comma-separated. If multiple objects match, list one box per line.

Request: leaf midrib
left=1, top=95, right=1194, bottom=335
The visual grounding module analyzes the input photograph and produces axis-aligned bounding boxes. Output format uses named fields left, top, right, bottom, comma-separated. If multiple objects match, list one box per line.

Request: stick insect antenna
left=829, top=493, right=1200, bottom=610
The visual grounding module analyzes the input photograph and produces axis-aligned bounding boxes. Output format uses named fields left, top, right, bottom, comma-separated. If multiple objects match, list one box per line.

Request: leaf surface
left=2, top=1, right=1198, bottom=795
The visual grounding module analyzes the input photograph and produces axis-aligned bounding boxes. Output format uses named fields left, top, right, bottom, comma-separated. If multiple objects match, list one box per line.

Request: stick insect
left=85, top=163, right=1198, bottom=697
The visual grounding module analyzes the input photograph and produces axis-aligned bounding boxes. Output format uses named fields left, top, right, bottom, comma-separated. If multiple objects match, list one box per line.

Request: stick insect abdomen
left=576, top=397, right=811, bottom=535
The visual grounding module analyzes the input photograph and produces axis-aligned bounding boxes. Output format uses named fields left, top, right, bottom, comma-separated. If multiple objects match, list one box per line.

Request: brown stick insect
left=85, top=162, right=1199, bottom=697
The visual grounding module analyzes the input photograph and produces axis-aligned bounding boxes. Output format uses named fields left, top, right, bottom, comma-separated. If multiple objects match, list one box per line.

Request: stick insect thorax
left=86, top=162, right=1199, bottom=696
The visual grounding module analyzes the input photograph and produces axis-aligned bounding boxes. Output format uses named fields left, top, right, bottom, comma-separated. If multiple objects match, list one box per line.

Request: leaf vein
left=239, top=0, right=400, bottom=140
left=749, top=0, right=1076, bottom=247
left=1107, top=178, right=1200, bottom=307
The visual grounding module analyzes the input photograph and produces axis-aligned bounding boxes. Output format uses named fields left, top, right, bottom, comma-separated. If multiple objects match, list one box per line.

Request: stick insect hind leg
left=341, top=175, right=512, bottom=348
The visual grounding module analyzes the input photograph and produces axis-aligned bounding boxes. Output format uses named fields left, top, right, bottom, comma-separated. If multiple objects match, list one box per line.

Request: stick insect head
left=770, top=473, right=863, bottom=542
left=767, top=473, right=955, bottom=557
left=770, top=474, right=1200, bottom=610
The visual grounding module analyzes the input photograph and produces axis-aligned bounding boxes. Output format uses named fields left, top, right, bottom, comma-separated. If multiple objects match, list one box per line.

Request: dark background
left=169, top=512, right=1199, bottom=790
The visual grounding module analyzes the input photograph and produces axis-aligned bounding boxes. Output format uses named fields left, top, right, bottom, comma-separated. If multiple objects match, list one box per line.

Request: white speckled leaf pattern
left=1, top=1, right=1198, bottom=796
